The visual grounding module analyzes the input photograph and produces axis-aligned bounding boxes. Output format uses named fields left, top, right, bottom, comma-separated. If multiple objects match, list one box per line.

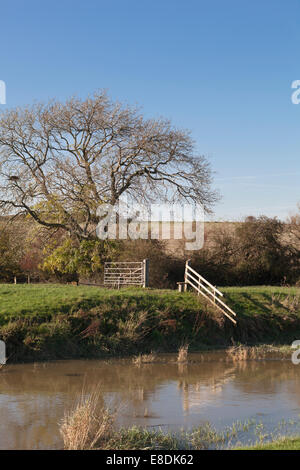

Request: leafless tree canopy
left=0, top=92, right=218, bottom=240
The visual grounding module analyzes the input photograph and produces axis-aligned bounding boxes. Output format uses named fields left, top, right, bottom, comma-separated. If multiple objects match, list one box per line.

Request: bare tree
left=0, top=91, right=218, bottom=240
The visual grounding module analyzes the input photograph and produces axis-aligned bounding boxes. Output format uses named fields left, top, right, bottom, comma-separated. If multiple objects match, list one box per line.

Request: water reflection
left=0, top=353, right=299, bottom=449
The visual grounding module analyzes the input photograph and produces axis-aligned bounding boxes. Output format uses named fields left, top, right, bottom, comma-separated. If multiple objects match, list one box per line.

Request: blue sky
left=0, top=0, right=299, bottom=220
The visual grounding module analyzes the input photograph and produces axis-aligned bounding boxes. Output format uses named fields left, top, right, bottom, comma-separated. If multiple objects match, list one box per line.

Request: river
left=0, top=352, right=300, bottom=449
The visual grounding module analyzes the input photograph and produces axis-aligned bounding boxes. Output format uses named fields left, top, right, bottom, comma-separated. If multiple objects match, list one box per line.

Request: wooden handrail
left=183, top=261, right=237, bottom=324
left=185, top=278, right=236, bottom=324
left=186, top=264, right=223, bottom=297
left=186, top=271, right=236, bottom=317
left=186, top=271, right=216, bottom=299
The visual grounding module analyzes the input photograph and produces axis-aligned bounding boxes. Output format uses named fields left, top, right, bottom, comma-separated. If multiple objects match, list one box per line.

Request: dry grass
left=177, top=344, right=189, bottom=363
left=226, top=345, right=257, bottom=361
left=118, top=310, right=154, bottom=343
left=281, top=295, right=300, bottom=312
left=132, top=352, right=157, bottom=365
left=224, top=344, right=289, bottom=361
left=60, top=389, right=116, bottom=450
left=271, top=293, right=300, bottom=313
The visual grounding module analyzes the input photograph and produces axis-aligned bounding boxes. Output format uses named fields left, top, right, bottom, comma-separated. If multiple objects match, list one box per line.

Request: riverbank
left=1, top=284, right=300, bottom=363
left=60, top=390, right=300, bottom=450
left=61, top=426, right=300, bottom=450
left=236, top=436, right=300, bottom=450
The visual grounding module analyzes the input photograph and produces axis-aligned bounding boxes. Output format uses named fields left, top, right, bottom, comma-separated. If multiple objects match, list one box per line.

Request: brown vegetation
left=177, top=344, right=189, bottom=363
left=132, top=352, right=157, bottom=365
left=1, top=213, right=300, bottom=287
left=60, top=390, right=116, bottom=450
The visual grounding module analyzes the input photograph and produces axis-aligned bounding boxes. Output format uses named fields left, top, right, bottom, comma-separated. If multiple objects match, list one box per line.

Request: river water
left=0, top=352, right=300, bottom=449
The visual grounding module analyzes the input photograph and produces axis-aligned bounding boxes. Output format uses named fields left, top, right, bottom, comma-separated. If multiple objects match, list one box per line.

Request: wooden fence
left=181, top=260, right=237, bottom=324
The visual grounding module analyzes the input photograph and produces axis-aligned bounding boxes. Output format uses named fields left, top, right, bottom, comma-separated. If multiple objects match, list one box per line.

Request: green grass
left=222, top=286, right=300, bottom=317
left=0, top=284, right=201, bottom=322
left=1, top=284, right=300, bottom=362
left=103, top=424, right=226, bottom=450
left=1, top=284, right=300, bottom=321
left=104, top=426, right=183, bottom=450
left=236, top=436, right=300, bottom=450
left=108, top=427, right=300, bottom=451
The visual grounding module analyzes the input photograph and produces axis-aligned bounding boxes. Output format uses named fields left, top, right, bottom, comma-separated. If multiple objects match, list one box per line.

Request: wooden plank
left=186, top=271, right=236, bottom=317
left=212, top=294, right=237, bottom=317
left=186, top=279, right=236, bottom=324
left=186, top=264, right=223, bottom=297
left=186, top=271, right=217, bottom=300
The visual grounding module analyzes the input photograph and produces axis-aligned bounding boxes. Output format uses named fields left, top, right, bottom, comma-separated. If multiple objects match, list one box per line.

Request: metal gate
left=104, top=259, right=149, bottom=288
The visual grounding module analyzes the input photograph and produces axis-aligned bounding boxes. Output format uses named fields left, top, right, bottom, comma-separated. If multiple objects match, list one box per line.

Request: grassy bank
left=1, top=284, right=300, bottom=362
left=236, top=436, right=300, bottom=450
left=62, top=425, right=300, bottom=451
left=60, top=392, right=300, bottom=450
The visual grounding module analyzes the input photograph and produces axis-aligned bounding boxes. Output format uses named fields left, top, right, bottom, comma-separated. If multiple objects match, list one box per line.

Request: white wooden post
left=184, top=259, right=191, bottom=292
left=143, top=259, right=149, bottom=288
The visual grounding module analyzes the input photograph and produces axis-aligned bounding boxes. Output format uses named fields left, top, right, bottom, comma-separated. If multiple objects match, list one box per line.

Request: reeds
left=226, top=345, right=260, bottom=361
left=132, top=352, right=156, bottom=365
left=60, top=389, right=115, bottom=450
left=177, top=344, right=189, bottom=363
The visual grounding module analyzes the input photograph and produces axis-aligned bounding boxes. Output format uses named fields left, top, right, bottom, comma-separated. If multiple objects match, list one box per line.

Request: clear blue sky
left=0, top=0, right=299, bottom=221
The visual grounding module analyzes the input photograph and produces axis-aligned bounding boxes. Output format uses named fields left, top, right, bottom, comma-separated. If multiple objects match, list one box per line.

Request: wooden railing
left=104, top=259, right=149, bottom=288
left=183, top=260, right=237, bottom=324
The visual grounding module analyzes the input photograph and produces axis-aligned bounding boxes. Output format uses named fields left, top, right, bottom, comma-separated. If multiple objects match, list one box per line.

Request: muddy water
left=0, top=353, right=300, bottom=449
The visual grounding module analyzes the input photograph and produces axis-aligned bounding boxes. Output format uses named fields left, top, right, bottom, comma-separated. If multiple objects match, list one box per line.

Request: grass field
left=1, top=284, right=300, bottom=362
left=222, top=286, right=300, bottom=317
left=0, top=284, right=206, bottom=323
left=1, top=284, right=300, bottom=320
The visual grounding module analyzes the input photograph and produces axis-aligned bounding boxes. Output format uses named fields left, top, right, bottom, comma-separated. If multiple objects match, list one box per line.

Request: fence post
left=143, top=259, right=149, bottom=288
left=184, top=259, right=191, bottom=292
